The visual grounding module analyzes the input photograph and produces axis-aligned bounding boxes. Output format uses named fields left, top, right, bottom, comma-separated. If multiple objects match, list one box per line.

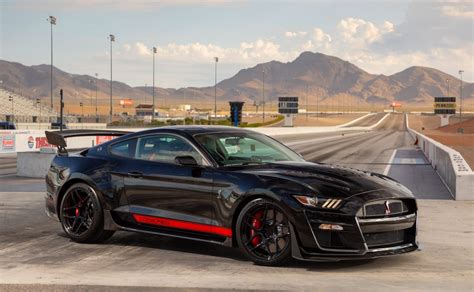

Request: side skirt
left=118, top=225, right=232, bottom=246
left=104, top=208, right=233, bottom=247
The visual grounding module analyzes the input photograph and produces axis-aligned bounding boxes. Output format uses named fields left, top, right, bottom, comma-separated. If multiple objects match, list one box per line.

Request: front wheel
left=236, top=198, right=292, bottom=266
left=59, top=182, right=114, bottom=243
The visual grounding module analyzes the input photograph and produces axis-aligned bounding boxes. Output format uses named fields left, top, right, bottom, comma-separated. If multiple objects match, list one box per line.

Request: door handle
left=127, top=171, right=143, bottom=178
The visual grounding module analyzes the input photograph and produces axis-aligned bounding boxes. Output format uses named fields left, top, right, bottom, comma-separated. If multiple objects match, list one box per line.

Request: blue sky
left=1, top=0, right=472, bottom=88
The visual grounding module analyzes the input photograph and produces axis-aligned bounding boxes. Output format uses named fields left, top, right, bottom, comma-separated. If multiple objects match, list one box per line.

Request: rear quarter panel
left=46, top=153, right=125, bottom=215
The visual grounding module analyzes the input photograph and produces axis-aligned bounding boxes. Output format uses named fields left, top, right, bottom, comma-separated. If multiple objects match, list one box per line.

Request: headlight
left=293, top=195, right=318, bottom=207
left=293, top=195, right=342, bottom=209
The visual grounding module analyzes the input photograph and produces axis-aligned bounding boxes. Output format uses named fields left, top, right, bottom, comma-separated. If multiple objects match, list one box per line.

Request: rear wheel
left=59, top=183, right=114, bottom=243
left=236, top=198, right=292, bottom=266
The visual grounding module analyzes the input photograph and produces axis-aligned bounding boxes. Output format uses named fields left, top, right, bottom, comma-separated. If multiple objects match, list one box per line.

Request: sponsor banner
left=35, top=137, right=53, bottom=149
left=1, top=134, right=16, bottom=152
left=96, top=135, right=117, bottom=145
left=119, top=99, right=133, bottom=106
left=27, top=136, right=35, bottom=149
left=1, top=129, right=135, bottom=153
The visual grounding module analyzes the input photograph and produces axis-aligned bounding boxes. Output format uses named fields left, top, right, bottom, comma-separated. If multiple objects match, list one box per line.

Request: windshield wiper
left=241, top=161, right=265, bottom=166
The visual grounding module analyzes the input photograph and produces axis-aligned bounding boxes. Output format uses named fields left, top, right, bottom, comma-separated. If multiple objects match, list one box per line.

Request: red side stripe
left=132, top=214, right=232, bottom=238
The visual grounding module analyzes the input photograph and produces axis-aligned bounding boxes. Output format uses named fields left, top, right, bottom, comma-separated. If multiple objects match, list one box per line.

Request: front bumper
left=291, top=208, right=419, bottom=261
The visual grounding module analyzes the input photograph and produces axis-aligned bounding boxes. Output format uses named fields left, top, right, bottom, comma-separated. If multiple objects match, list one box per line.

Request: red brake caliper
left=75, top=208, right=79, bottom=217
left=250, top=210, right=264, bottom=247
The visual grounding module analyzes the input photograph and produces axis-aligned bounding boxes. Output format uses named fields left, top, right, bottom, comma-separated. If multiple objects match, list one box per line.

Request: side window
left=136, top=135, right=203, bottom=165
left=110, top=139, right=137, bottom=158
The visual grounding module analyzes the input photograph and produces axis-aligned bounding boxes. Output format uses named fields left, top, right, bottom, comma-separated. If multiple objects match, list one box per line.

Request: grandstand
left=0, top=88, right=58, bottom=123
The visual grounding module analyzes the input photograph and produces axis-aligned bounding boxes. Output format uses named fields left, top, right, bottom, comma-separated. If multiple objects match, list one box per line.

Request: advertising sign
left=119, top=99, right=133, bottom=106
left=1, top=134, right=16, bottom=152
left=27, top=136, right=35, bottom=149
left=434, top=97, right=456, bottom=115
left=35, top=137, right=53, bottom=149
left=278, top=97, right=299, bottom=114
left=96, top=136, right=116, bottom=145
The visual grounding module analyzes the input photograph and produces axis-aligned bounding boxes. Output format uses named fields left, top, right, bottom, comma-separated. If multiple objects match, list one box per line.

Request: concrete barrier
left=406, top=114, right=473, bottom=200
left=17, top=151, right=56, bottom=178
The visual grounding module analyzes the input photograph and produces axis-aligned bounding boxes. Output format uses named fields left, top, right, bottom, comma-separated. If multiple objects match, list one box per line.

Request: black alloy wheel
left=59, top=183, right=114, bottom=243
left=236, top=198, right=292, bottom=266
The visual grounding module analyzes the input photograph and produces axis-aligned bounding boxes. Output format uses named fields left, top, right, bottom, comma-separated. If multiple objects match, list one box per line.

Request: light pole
left=80, top=102, right=84, bottom=127
left=109, top=34, right=115, bottom=124
left=95, top=73, right=98, bottom=122
left=8, top=95, right=14, bottom=122
left=306, top=85, right=309, bottom=121
left=47, top=16, right=56, bottom=110
left=214, top=57, right=218, bottom=123
left=459, top=70, right=464, bottom=125
left=183, top=89, right=186, bottom=125
left=446, top=78, right=450, bottom=97
left=145, top=83, right=147, bottom=104
left=262, top=66, right=265, bottom=123
left=36, top=98, right=42, bottom=129
left=152, top=47, right=157, bottom=122
left=316, top=89, right=319, bottom=119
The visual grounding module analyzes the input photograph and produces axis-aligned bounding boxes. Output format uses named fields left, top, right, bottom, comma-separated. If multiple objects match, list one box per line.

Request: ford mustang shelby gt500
left=45, top=126, right=419, bottom=266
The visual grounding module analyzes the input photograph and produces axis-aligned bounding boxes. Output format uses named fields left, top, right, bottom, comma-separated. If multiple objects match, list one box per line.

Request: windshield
left=194, top=132, right=304, bottom=166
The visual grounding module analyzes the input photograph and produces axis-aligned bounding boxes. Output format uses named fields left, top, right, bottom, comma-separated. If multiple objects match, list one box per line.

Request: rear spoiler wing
left=45, top=129, right=131, bottom=155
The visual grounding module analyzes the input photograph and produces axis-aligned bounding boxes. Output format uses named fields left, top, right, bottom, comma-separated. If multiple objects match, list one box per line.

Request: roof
left=135, top=104, right=154, bottom=109
left=129, top=125, right=255, bottom=136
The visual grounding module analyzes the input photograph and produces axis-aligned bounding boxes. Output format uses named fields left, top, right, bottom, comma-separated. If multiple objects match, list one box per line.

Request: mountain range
left=0, top=52, right=472, bottom=108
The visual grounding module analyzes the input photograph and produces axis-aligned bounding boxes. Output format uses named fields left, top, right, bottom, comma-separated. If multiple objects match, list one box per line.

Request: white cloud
left=135, top=42, right=151, bottom=56
left=313, top=28, right=331, bottom=43
left=299, top=28, right=332, bottom=51
left=440, top=2, right=474, bottom=19
left=381, top=21, right=395, bottom=34
left=118, top=39, right=297, bottom=65
left=284, top=31, right=308, bottom=38
left=337, top=18, right=394, bottom=47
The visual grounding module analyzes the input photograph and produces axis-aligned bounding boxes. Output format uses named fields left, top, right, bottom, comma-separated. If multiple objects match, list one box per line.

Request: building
left=135, top=104, right=160, bottom=117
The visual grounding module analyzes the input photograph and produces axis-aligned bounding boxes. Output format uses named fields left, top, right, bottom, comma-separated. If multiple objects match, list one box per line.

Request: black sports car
left=45, top=126, right=419, bottom=266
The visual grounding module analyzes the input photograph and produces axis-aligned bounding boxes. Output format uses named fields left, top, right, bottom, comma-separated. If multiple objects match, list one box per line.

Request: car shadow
left=104, top=231, right=249, bottom=262
left=73, top=230, right=417, bottom=271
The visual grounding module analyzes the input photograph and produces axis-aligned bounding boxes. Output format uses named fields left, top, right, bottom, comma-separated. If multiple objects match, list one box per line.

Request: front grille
left=364, top=230, right=406, bottom=247
left=357, top=199, right=408, bottom=217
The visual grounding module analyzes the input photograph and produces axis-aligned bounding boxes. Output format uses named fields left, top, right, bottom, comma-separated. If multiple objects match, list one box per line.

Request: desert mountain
left=0, top=52, right=472, bottom=107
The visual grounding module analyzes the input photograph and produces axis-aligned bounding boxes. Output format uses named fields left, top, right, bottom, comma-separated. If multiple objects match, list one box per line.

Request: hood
left=234, top=161, right=413, bottom=198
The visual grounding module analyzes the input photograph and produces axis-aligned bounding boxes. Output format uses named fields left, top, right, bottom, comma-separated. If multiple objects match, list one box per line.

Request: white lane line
left=285, top=132, right=365, bottom=147
left=0, top=173, right=17, bottom=178
left=336, top=113, right=375, bottom=128
left=383, top=149, right=397, bottom=175
left=369, top=113, right=390, bottom=129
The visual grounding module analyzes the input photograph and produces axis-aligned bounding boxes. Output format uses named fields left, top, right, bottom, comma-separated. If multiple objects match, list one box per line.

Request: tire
left=236, top=198, right=292, bottom=266
left=59, top=182, right=115, bottom=243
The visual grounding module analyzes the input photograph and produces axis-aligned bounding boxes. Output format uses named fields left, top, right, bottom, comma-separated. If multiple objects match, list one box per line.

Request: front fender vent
left=321, top=198, right=343, bottom=209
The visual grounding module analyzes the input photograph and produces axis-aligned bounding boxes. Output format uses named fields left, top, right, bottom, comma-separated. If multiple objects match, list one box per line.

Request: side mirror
left=175, top=155, right=199, bottom=167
